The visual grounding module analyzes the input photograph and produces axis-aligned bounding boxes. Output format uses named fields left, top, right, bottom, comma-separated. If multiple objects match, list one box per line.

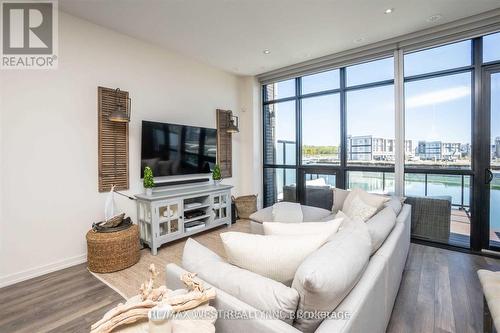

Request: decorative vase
left=214, top=179, right=222, bottom=185
left=145, top=188, right=153, bottom=196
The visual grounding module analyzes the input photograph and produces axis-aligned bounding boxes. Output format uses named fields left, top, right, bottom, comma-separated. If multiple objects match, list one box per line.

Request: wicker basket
left=234, top=195, right=258, bottom=219
left=86, top=224, right=140, bottom=273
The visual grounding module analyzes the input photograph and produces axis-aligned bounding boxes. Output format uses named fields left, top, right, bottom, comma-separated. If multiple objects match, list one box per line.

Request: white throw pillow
left=263, top=219, right=343, bottom=239
left=182, top=238, right=300, bottom=324
left=342, top=188, right=389, bottom=221
left=220, top=232, right=330, bottom=285
left=343, top=195, right=378, bottom=221
left=335, top=210, right=348, bottom=219
left=332, top=188, right=349, bottom=213
left=272, top=202, right=303, bottom=222
left=344, top=188, right=389, bottom=211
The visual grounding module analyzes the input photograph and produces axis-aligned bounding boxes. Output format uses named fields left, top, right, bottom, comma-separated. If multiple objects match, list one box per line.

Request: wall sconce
left=227, top=112, right=239, bottom=133
left=109, top=88, right=131, bottom=123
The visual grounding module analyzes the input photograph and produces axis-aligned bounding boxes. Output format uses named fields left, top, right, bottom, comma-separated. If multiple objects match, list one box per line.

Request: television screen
left=141, top=121, right=217, bottom=178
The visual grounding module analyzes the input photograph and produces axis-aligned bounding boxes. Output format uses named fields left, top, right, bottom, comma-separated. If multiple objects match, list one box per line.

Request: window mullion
left=296, top=77, right=302, bottom=203
left=394, top=49, right=405, bottom=197
left=339, top=67, right=347, bottom=189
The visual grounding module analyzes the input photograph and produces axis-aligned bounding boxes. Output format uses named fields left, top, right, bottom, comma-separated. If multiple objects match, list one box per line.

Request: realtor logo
left=1, top=0, right=58, bottom=69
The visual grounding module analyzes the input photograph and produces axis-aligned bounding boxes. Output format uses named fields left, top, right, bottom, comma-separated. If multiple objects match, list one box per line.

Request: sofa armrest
left=166, top=264, right=301, bottom=333
left=396, top=204, right=411, bottom=227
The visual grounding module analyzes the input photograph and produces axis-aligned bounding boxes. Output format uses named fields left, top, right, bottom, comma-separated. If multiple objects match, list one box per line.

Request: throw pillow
left=182, top=238, right=300, bottom=324
left=292, top=218, right=372, bottom=333
left=343, top=195, right=378, bottom=221
left=332, top=188, right=349, bottom=213
left=220, top=232, right=330, bottom=285
left=262, top=218, right=344, bottom=239
left=344, top=188, right=389, bottom=211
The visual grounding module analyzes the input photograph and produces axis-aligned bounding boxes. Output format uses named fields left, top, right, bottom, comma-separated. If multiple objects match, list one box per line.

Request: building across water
left=416, top=141, right=464, bottom=161
left=347, top=135, right=413, bottom=161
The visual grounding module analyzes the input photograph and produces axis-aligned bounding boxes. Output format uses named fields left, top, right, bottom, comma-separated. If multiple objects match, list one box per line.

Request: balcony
left=449, top=208, right=471, bottom=246
left=273, top=140, right=487, bottom=247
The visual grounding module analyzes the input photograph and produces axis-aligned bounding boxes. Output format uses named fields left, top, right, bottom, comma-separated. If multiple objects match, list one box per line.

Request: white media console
left=135, top=184, right=232, bottom=255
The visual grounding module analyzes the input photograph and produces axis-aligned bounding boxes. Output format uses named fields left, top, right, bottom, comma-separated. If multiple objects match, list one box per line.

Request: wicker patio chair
left=405, top=195, right=452, bottom=243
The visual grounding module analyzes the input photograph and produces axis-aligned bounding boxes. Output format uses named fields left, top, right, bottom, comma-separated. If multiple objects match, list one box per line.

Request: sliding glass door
left=403, top=40, right=473, bottom=247
left=480, top=66, right=500, bottom=251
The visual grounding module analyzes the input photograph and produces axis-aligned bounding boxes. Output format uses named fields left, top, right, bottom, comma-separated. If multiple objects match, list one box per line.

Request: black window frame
left=263, top=59, right=396, bottom=207
left=262, top=32, right=500, bottom=254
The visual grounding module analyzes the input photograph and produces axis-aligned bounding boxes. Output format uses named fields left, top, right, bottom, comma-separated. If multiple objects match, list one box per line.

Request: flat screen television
left=141, top=121, right=217, bottom=178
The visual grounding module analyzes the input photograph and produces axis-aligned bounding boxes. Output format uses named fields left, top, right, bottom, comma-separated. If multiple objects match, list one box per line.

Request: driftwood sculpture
left=90, top=264, right=216, bottom=333
left=139, top=264, right=162, bottom=301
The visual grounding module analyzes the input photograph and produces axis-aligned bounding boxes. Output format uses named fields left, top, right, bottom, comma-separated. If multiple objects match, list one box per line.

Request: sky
left=270, top=35, right=500, bottom=148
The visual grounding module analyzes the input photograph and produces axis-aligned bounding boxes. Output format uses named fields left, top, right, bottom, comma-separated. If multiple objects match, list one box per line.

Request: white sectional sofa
left=166, top=191, right=411, bottom=333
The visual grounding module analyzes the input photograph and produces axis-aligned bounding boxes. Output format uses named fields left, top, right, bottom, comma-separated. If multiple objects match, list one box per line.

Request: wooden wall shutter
left=98, top=87, right=129, bottom=192
left=216, top=109, right=233, bottom=178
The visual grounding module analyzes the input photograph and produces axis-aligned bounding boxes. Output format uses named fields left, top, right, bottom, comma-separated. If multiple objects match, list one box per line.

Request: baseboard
left=0, top=253, right=87, bottom=288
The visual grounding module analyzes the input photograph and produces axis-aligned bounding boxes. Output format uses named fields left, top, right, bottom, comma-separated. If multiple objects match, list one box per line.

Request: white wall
left=237, top=77, right=263, bottom=207
left=0, top=12, right=248, bottom=286
left=0, top=70, right=4, bottom=280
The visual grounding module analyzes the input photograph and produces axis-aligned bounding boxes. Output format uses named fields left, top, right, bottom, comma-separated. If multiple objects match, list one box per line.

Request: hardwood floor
left=1, top=241, right=500, bottom=332
left=0, top=263, right=124, bottom=333
left=387, top=243, right=500, bottom=333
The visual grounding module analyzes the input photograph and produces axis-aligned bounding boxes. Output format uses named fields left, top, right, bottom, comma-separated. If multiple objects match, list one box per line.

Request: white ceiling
left=60, top=0, right=500, bottom=76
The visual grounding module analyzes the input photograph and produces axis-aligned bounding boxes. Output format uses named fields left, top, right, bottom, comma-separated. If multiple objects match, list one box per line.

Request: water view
left=277, top=172, right=500, bottom=231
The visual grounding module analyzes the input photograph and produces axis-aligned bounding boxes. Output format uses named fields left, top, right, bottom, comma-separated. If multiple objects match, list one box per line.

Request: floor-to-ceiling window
left=263, top=70, right=343, bottom=209
left=404, top=40, right=473, bottom=247
left=345, top=57, right=395, bottom=194
left=263, top=58, right=396, bottom=209
left=261, top=31, right=500, bottom=251
left=263, top=79, right=297, bottom=207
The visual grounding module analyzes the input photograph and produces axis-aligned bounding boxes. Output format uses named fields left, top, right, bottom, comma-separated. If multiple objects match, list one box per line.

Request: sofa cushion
left=292, top=218, right=371, bottom=333
left=365, top=206, right=397, bottom=254
left=220, top=232, right=330, bottom=285
left=182, top=238, right=300, bottom=324
left=262, top=218, right=344, bottom=238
